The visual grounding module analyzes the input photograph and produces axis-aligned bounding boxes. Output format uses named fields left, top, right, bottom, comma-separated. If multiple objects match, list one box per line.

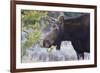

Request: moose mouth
left=43, top=39, right=56, bottom=48
left=43, top=40, right=51, bottom=48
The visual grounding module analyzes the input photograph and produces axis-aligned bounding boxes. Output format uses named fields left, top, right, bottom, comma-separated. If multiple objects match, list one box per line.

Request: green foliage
left=21, top=10, right=48, bottom=56
left=21, top=10, right=48, bottom=31
left=21, top=31, right=41, bottom=56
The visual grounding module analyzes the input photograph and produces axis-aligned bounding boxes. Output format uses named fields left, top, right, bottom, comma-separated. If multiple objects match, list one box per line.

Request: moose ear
left=57, top=15, right=64, bottom=24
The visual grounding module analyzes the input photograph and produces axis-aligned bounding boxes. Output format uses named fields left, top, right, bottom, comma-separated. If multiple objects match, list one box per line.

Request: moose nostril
left=43, top=39, right=51, bottom=48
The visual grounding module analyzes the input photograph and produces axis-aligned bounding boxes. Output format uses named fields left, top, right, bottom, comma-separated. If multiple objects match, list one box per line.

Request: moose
left=43, top=13, right=90, bottom=60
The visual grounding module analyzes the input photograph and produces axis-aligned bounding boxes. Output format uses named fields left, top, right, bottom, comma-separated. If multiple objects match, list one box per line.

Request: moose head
left=42, top=15, right=64, bottom=49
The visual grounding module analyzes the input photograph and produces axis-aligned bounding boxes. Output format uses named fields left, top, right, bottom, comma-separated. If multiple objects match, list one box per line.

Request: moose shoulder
left=43, top=14, right=90, bottom=59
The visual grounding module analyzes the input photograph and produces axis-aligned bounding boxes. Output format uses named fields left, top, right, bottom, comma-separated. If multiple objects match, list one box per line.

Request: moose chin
left=43, top=13, right=90, bottom=60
